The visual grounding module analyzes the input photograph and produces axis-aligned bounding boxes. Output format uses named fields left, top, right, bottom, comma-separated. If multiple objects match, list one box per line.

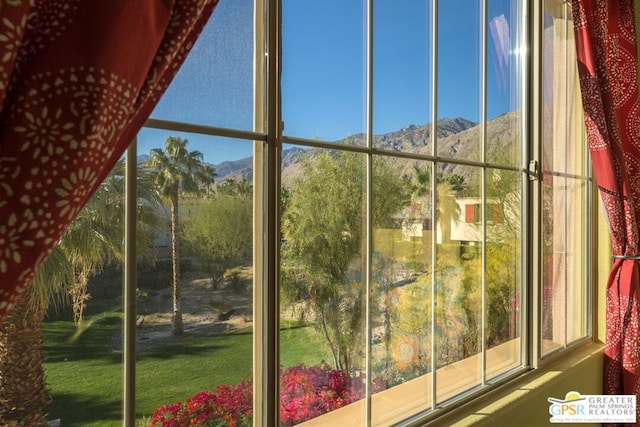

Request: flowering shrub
left=148, top=364, right=378, bottom=426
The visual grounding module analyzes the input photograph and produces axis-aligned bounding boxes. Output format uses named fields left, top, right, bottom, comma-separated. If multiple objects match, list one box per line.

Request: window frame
left=117, top=0, right=594, bottom=425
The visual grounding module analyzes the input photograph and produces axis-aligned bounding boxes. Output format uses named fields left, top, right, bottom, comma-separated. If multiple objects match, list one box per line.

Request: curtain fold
left=571, top=0, right=640, bottom=417
left=0, top=0, right=219, bottom=321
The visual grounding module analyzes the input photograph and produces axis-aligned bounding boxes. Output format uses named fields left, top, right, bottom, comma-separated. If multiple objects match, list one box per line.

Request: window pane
left=486, top=0, right=524, bottom=166
left=485, top=169, right=522, bottom=376
left=542, top=175, right=590, bottom=354
left=44, top=162, right=124, bottom=426
left=435, top=165, right=482, bottom=403
left=279, top=148, right=367, bottom=425
left=373, top=0, right=432, bottom=144
left=150, top=0, right=255, bottom=130
left=137, top=132, right=254, bottom=422
left=371, top=157, right=433, bottom=423
left=437, top=0, right=481, bottom=161
left=541, top=1, right=589, bottom=355
left=282, top=0, right=366, bottom=142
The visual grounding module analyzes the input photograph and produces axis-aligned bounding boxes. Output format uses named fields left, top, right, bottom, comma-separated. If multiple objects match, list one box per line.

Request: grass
left=44, top=315, right=327, bottom=426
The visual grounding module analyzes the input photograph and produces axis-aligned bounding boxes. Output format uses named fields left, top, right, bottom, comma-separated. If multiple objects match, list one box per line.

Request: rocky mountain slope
left=211, top=111, right=522, bottom=185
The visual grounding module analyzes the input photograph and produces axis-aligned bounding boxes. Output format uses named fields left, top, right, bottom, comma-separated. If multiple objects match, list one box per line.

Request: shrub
left=147, top=364, right=381, bottom=426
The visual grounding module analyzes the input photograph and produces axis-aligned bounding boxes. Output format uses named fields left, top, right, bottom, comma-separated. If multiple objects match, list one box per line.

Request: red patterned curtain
left=0, top=0, right=219, bottom=321
left=572, top=0, right=640, bottom=410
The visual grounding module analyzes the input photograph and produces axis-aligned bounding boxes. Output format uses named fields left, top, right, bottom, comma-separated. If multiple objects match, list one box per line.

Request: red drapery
left=572, top=0, right=640, bottom=415
left=0, top=0, right=219, bottom=321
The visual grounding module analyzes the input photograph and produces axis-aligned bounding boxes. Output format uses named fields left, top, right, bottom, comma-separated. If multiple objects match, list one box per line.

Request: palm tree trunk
left=170, top=189, right=183, bottom=336
left=0, top=292, right=50, bottom=426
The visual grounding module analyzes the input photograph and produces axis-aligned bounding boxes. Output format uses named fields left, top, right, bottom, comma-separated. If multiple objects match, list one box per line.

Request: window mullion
left=480, top=0, right=488, bottom=387
left=430, top=0, right=439, bottom=411
left=123, top=139, right=137, bottom=427
left=365, top=0, right=374, bottom=425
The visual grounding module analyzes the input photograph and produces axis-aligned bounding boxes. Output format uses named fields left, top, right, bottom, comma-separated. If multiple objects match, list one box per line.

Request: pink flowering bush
left=148, top=364, right=379, bottom=426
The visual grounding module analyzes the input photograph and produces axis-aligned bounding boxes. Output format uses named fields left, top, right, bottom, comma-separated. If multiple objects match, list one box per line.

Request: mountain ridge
left=138, top=113, right=521, bottom=186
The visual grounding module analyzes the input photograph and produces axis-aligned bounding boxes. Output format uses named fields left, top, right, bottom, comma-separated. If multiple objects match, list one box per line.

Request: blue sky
left=140, top=0, right=521, bottom=165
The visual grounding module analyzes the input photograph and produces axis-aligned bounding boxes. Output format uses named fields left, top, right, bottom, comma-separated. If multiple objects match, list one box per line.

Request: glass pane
left=282, top=0, right=366, bottom=142
left=150, top=0, right=255, bottom=130
left=565, top=178, right=589, bottom=343
left=279, top=148, right=367, bottom=425
left=437, top=0, right=481, bottom=161
left=485, top=169, right=522, bottom=376
left=371, top=157, right=433, bottom=424
left=542, top=4, right=587, bottom=177
left=137, top=132, right=254, bottom=423
left=44, top=162, right=124, bottom=426
left=541, top=1, right=589, bottom=355
left=542, top=175, right=589, bottom=353
left=486, top=0, right=524, bottom=166
left=435, top=165, right=482, bottom=403
left=373, top=0, right=432, bottom=146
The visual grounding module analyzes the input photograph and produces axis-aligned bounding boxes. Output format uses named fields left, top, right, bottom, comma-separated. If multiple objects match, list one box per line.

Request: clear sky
left=140, top=0, right=521, bottom=165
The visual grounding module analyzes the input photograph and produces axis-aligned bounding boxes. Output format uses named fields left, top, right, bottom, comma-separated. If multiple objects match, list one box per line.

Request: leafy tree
left=281, top=151, right=407, bottom=371
left=182, top=193, right=252, bottom=289
left=148, top=136, right=216, bottom=336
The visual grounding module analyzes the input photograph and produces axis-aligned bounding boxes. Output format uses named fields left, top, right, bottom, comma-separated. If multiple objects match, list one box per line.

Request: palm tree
left=0, top=159, right=162, bottom=423
left=148, top=136, right=216, bottom=335
left=0, top=247, right=72, bottom=425
left=62, top=160, right=162, bottom=325
left=217, top=177, right=252, bottom=197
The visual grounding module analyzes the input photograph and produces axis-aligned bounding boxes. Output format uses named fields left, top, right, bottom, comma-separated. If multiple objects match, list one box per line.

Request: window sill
left=438, top=341, right=604, bottom=427
left=296, top=340, right=603, bottom=427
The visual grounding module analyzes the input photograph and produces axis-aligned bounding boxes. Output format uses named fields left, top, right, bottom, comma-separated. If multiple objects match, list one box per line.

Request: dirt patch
left=111, top=269, right=253, bottom=352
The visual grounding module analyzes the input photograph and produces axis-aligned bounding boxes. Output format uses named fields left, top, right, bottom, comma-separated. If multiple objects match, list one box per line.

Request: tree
left=216, top=177, right=252, bottom=197
left=182, top=193, right=252, bottom=289
left=0, top=247, right=72, bottom=425
left=61, top=159, right=162, bottom=325
left=281, top=151, right=407, bottom=371
left=0, top=159, right=162, bottom=423
left=148, top=137, right=216, bottom=335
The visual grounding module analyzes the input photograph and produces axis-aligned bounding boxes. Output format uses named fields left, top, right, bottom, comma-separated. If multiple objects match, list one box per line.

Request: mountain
left=141, top=114, right=521, bottom=186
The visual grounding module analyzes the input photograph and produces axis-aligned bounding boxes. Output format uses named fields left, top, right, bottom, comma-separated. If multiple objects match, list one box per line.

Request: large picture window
left=41, top=0, right=591, bottom=426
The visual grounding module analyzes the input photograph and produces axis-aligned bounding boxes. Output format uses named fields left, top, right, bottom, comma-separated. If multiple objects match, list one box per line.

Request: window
left=44, top=0, right=591, bottom=426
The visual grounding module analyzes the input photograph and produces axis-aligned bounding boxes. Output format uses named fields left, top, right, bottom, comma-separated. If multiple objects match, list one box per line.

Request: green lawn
left=44, top=314, right=327, bottom=426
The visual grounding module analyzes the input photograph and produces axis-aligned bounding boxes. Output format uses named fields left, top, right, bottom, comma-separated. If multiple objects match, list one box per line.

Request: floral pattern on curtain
left=0, top=0, right=219, bottom=321
left=571, top=0, right=640, bottom=414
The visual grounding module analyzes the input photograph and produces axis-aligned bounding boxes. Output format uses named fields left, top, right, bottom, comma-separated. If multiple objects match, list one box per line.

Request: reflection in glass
left=370, top=157, right=432, bottom=423
left=485, top=169, right=522, bottom=375
left=280, top=148, right=367, bottom=425
left=282, top=0, right=366, bottom=142
left=434, top=165, right=482, bottom=403
left=136, top=133, right=254, bottom=422
left=486, top=0, right=524, bottom=166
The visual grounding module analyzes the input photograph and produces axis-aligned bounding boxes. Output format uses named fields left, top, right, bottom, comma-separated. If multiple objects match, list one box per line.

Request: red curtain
left=572, top=0, right=640, bottom=413
left=0, top=0, right=219, bottom=321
